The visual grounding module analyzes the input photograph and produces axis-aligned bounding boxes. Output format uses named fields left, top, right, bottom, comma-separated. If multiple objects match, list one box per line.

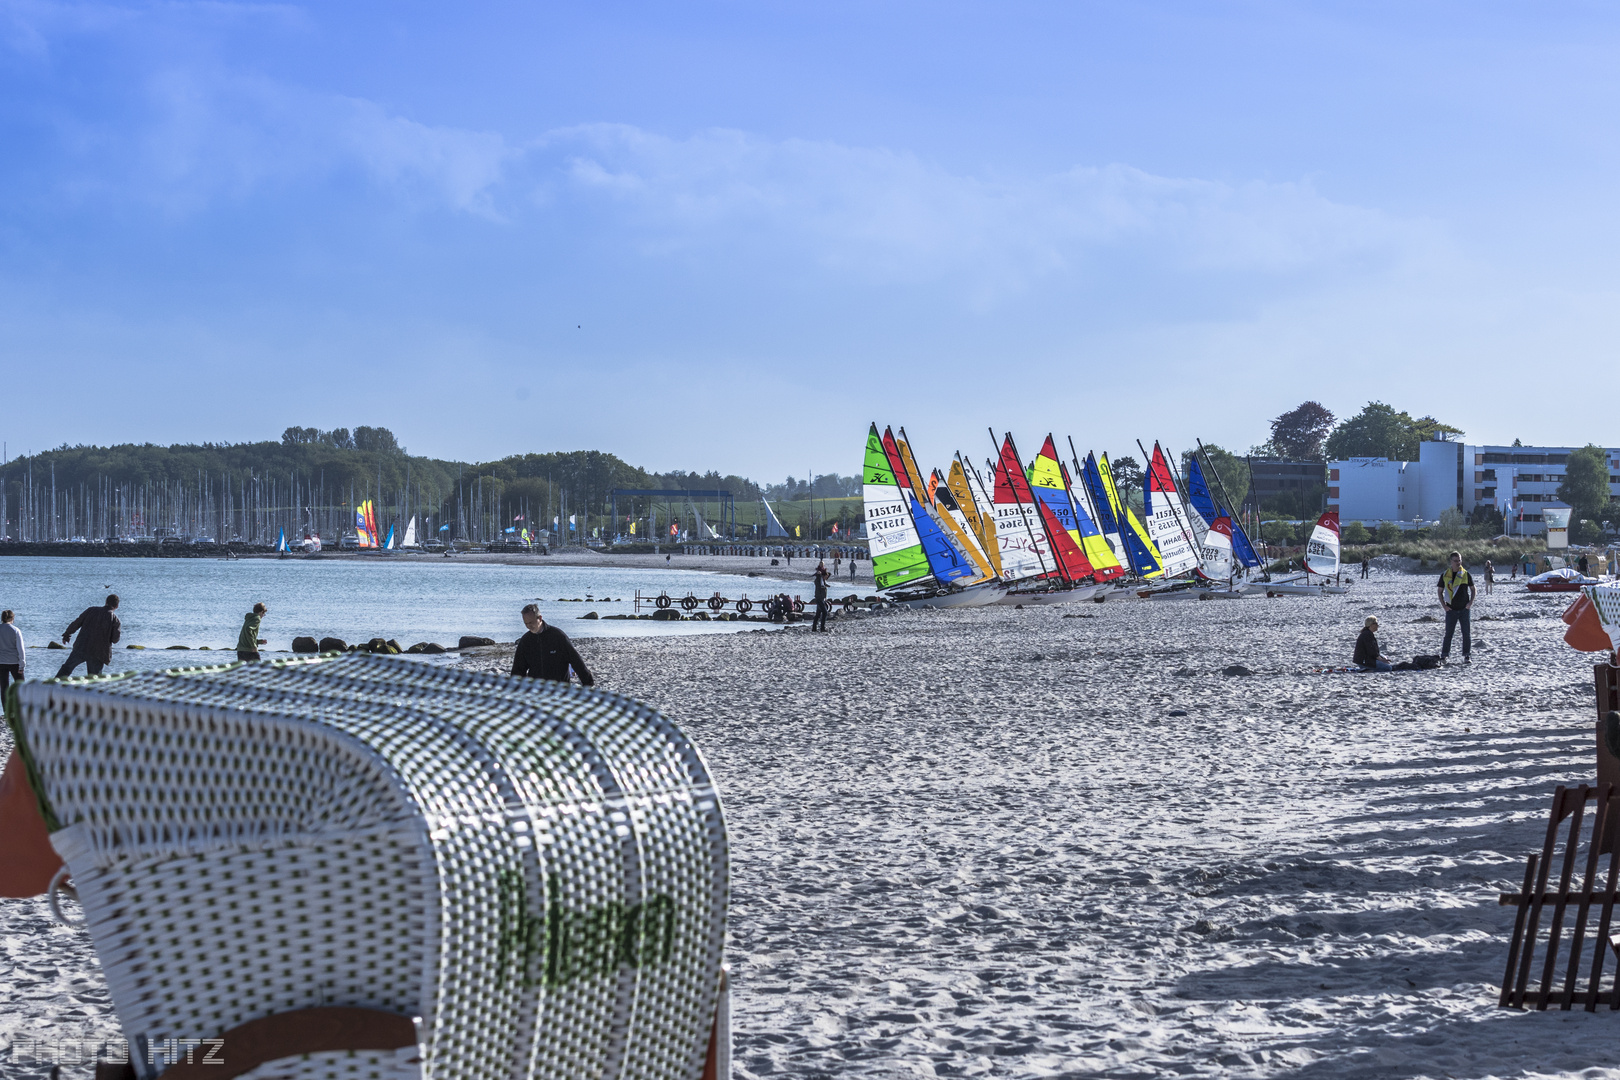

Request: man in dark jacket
left=811, top=563, right=831, bottom=632
left=1353, top=615, right=1392, bottom=672
left=511, top=604, right=594, bottom=685
left=56, top=594, right=121, bottom=678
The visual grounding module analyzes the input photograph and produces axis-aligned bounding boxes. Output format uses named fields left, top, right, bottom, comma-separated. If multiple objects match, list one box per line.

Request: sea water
left=0, top=556, right=860, bottom=674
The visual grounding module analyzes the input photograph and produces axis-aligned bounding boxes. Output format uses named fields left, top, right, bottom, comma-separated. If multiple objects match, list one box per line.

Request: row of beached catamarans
left=862, top=423, right=1350, bottom=607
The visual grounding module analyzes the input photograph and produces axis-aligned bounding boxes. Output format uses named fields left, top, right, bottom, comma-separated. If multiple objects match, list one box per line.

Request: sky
left=2, top=1, right=1616, bottom=480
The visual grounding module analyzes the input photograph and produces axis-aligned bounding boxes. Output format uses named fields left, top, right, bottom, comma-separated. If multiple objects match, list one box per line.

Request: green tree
left=1341, top=520, right=1371, bottom=545
left=1269, top=402, right=1336, bottom=462
left=1557, top=444, right=1611, bottom=524
left=1324, top=402, right=1464, bottom=461
left=1434, top=506, right=1466, bottom=540
left=1375, top=521, right=1401, bottom=544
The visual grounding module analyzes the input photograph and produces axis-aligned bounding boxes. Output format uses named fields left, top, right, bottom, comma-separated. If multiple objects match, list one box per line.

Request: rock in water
left=1222, top=664, right=1255, bottom=677
left=386, top=639, right=403, bottom=654
left=405, top=642, right=446, bottom=654
left=580, top=611, right=599, bottom=620
left=651, top=609, right=681, bottom=621
left=318, top=637, right=347, bottom=653
left=364, top=637, right=391, bottom=654
left=458, top=636, right=496, bottom=649
left=46, top=641, right=64, bottom=650
left=291, top=636, right=319, bottom=654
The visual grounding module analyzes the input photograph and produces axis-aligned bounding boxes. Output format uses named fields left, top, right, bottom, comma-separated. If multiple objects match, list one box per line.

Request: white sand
left=4, top=570, right=1615, bottom=1078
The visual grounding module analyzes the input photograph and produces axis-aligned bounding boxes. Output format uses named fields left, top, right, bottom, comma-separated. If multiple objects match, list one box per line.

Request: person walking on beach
left=1437, top=552, right=1475, bottom=665
left=1361, top=557, right=1370, bottom=579
left=512, top=604, right=594, bottom=686
left=811, top=563, right=831, bottom=632
left=55, top=595, right=120, bottom=678
left=1484, top=560, right=1495, bottom=594
left=1353, top=615, right=1393, bottom=672
left=0, top=611, right=24, bottom=695
left=236, top=603, right=267, bottom=662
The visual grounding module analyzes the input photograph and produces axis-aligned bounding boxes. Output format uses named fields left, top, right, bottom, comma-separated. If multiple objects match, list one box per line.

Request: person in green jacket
left=237, top=603, right=267, bottom=662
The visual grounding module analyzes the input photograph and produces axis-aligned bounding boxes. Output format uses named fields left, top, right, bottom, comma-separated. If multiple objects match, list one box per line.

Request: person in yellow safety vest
left=1437, top=550, right=1475, bottom=664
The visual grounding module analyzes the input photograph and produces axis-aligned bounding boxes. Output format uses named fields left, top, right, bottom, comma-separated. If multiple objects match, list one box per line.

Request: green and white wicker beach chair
left=8, top=653, right=729, bottom=1080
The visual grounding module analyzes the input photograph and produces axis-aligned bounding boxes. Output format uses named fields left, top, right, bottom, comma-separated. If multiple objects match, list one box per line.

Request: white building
left=1328, top=441, right=1620, bottom=535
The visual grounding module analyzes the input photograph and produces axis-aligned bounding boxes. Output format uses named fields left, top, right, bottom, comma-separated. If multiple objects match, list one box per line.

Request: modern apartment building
left=1327, top=440, right=1620, bottom=534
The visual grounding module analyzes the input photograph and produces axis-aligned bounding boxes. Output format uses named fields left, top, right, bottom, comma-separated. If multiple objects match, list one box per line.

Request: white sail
left=1304, top=511, right=1341, bottom=578
left=402, top=516, right=417, bottom=547
left=1201, top=518, right=1234, bottom=582
left=1144, top=446, right=1200, bottom=577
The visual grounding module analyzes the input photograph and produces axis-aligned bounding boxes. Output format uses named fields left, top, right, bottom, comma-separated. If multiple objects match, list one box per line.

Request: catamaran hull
left=1143, top=587, right=1248, bottom=601
left=892, top=583, right=1008, bottom=608
left=999, top=584, right=1102, bottom=605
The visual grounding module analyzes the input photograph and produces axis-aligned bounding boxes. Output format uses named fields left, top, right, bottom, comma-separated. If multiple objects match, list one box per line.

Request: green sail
left=863, top=425, right=932, bottom=590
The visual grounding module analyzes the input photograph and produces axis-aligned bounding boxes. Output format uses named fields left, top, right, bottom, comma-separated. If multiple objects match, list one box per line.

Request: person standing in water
left=0, top=610, right=24, bottom=695
left=55, top=594, right=120, bottom=678
left=237, top=603, right=267, bottom=662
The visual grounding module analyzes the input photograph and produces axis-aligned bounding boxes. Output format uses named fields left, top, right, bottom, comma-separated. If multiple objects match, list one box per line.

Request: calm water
left=0, top=556, right=860, bottom=674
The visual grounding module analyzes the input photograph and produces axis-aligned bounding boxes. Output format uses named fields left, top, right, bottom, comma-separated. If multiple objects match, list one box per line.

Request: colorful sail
left=1304, top=510, right=1341, bottom=578
left=1185, top=456, right=1220, bottom=528
left=1028, top=436, right=1097, bottom=582
left=355, top=500, right=378, bottom=548
left=947, top=460, right=1001, bottom=577
left=275, top=528, right=286, bottom=553
left=863, top=424, right=932, bottom=590
left=1201, top=516, right=1234, bottom=582
left=1058, top=458, right=1124, bottom=581
left=1099, top=452, right=1163, bottom=578
left=1081, top=452, right=1126, bottom=564
left=887, top=428, right=976, bottom=585
left=1144, top=444, right=1199, bottom=576
left=929, top=469, right=997, bottom=581
left=959, top=456, right=1006, bottom=578
left=992, top=436, right=1054, bottom=582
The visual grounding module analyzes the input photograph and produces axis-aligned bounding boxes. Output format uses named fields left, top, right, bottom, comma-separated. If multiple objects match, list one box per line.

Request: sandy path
left=2, top=572, right=1611, bottom=1078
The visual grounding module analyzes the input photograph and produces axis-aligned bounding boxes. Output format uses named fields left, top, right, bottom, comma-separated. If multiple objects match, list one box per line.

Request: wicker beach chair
left=7, top=653, right=729, bottom=1080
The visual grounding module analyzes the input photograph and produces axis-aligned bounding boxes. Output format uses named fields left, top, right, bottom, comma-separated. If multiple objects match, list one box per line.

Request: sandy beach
left=2, top=569, right=1612, bottom=1077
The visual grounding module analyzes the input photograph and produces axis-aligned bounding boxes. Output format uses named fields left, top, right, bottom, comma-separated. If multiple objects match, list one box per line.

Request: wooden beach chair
left=1499, top=783, right=1620, bottom=1010
left=6, top=654, right=730, bottom=1079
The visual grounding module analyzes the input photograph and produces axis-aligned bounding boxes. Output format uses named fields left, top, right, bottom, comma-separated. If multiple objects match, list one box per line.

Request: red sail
left=882, top=428, right=911, bottom=489
left=1148, top=442, right=1178, bottom=496
left=994, top=435, right=1036, bottom=504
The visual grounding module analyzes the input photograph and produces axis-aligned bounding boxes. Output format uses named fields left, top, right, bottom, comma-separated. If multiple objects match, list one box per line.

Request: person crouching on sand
left=237, top=602, right=267, bottom=662
left=1354, top=616, right=1393, bottom=672
left=512, top=604, right=594, bottom=686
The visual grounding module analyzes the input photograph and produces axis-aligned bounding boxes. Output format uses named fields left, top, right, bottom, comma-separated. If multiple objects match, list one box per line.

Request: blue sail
left=1082, top=454, right=1121, bottom=537
left=911, top=496, right=977, bottom=584
left=1226, top=508, right=1262, bottom=568
left=1186, top=457, right=1219, bottom=528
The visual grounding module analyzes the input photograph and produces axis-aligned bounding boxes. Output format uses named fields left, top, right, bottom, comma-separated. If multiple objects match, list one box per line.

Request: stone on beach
left=458, top=636, right=496, bottom=649
left=318, top=636, right=347, bottom=653
left=291, top=636, right=319, bottom=653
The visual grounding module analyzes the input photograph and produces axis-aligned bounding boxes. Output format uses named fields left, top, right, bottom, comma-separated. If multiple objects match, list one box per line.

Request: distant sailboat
left=401, top=516, right=418, bottom=548
left=275, top=528, right=287, bottom=553
left=1251, top=510, right=1349, bottom=595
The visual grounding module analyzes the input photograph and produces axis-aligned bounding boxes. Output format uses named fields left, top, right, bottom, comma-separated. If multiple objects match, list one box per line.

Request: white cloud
left=530, top=124, right=1431, bottom=303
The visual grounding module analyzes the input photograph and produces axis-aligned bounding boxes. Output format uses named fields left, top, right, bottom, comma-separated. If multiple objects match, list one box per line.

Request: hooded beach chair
left=3, top=653, right=729, bottom=1080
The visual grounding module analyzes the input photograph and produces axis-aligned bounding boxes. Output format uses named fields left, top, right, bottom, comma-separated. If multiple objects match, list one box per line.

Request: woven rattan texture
left=15, top=654, right=729, bottom=1080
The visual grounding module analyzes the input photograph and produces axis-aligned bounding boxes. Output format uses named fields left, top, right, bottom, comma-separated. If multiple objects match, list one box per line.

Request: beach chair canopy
left=7, top=654, right=728, bottom=1080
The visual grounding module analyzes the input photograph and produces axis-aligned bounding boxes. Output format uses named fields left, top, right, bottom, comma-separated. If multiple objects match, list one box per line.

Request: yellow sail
left=898, top=432, right=992, bottom=583
left=948, top=459, right=1000, bottom=576
left=1099, top=452, right=1164, bottom=579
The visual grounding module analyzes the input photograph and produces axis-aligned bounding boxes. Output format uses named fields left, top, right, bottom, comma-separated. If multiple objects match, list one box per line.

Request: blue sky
left=2, top=2, right=1615, bottom=479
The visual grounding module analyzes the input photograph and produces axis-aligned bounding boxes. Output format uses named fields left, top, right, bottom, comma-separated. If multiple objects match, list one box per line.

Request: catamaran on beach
left=864, top=422, right=1344, bottom=608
